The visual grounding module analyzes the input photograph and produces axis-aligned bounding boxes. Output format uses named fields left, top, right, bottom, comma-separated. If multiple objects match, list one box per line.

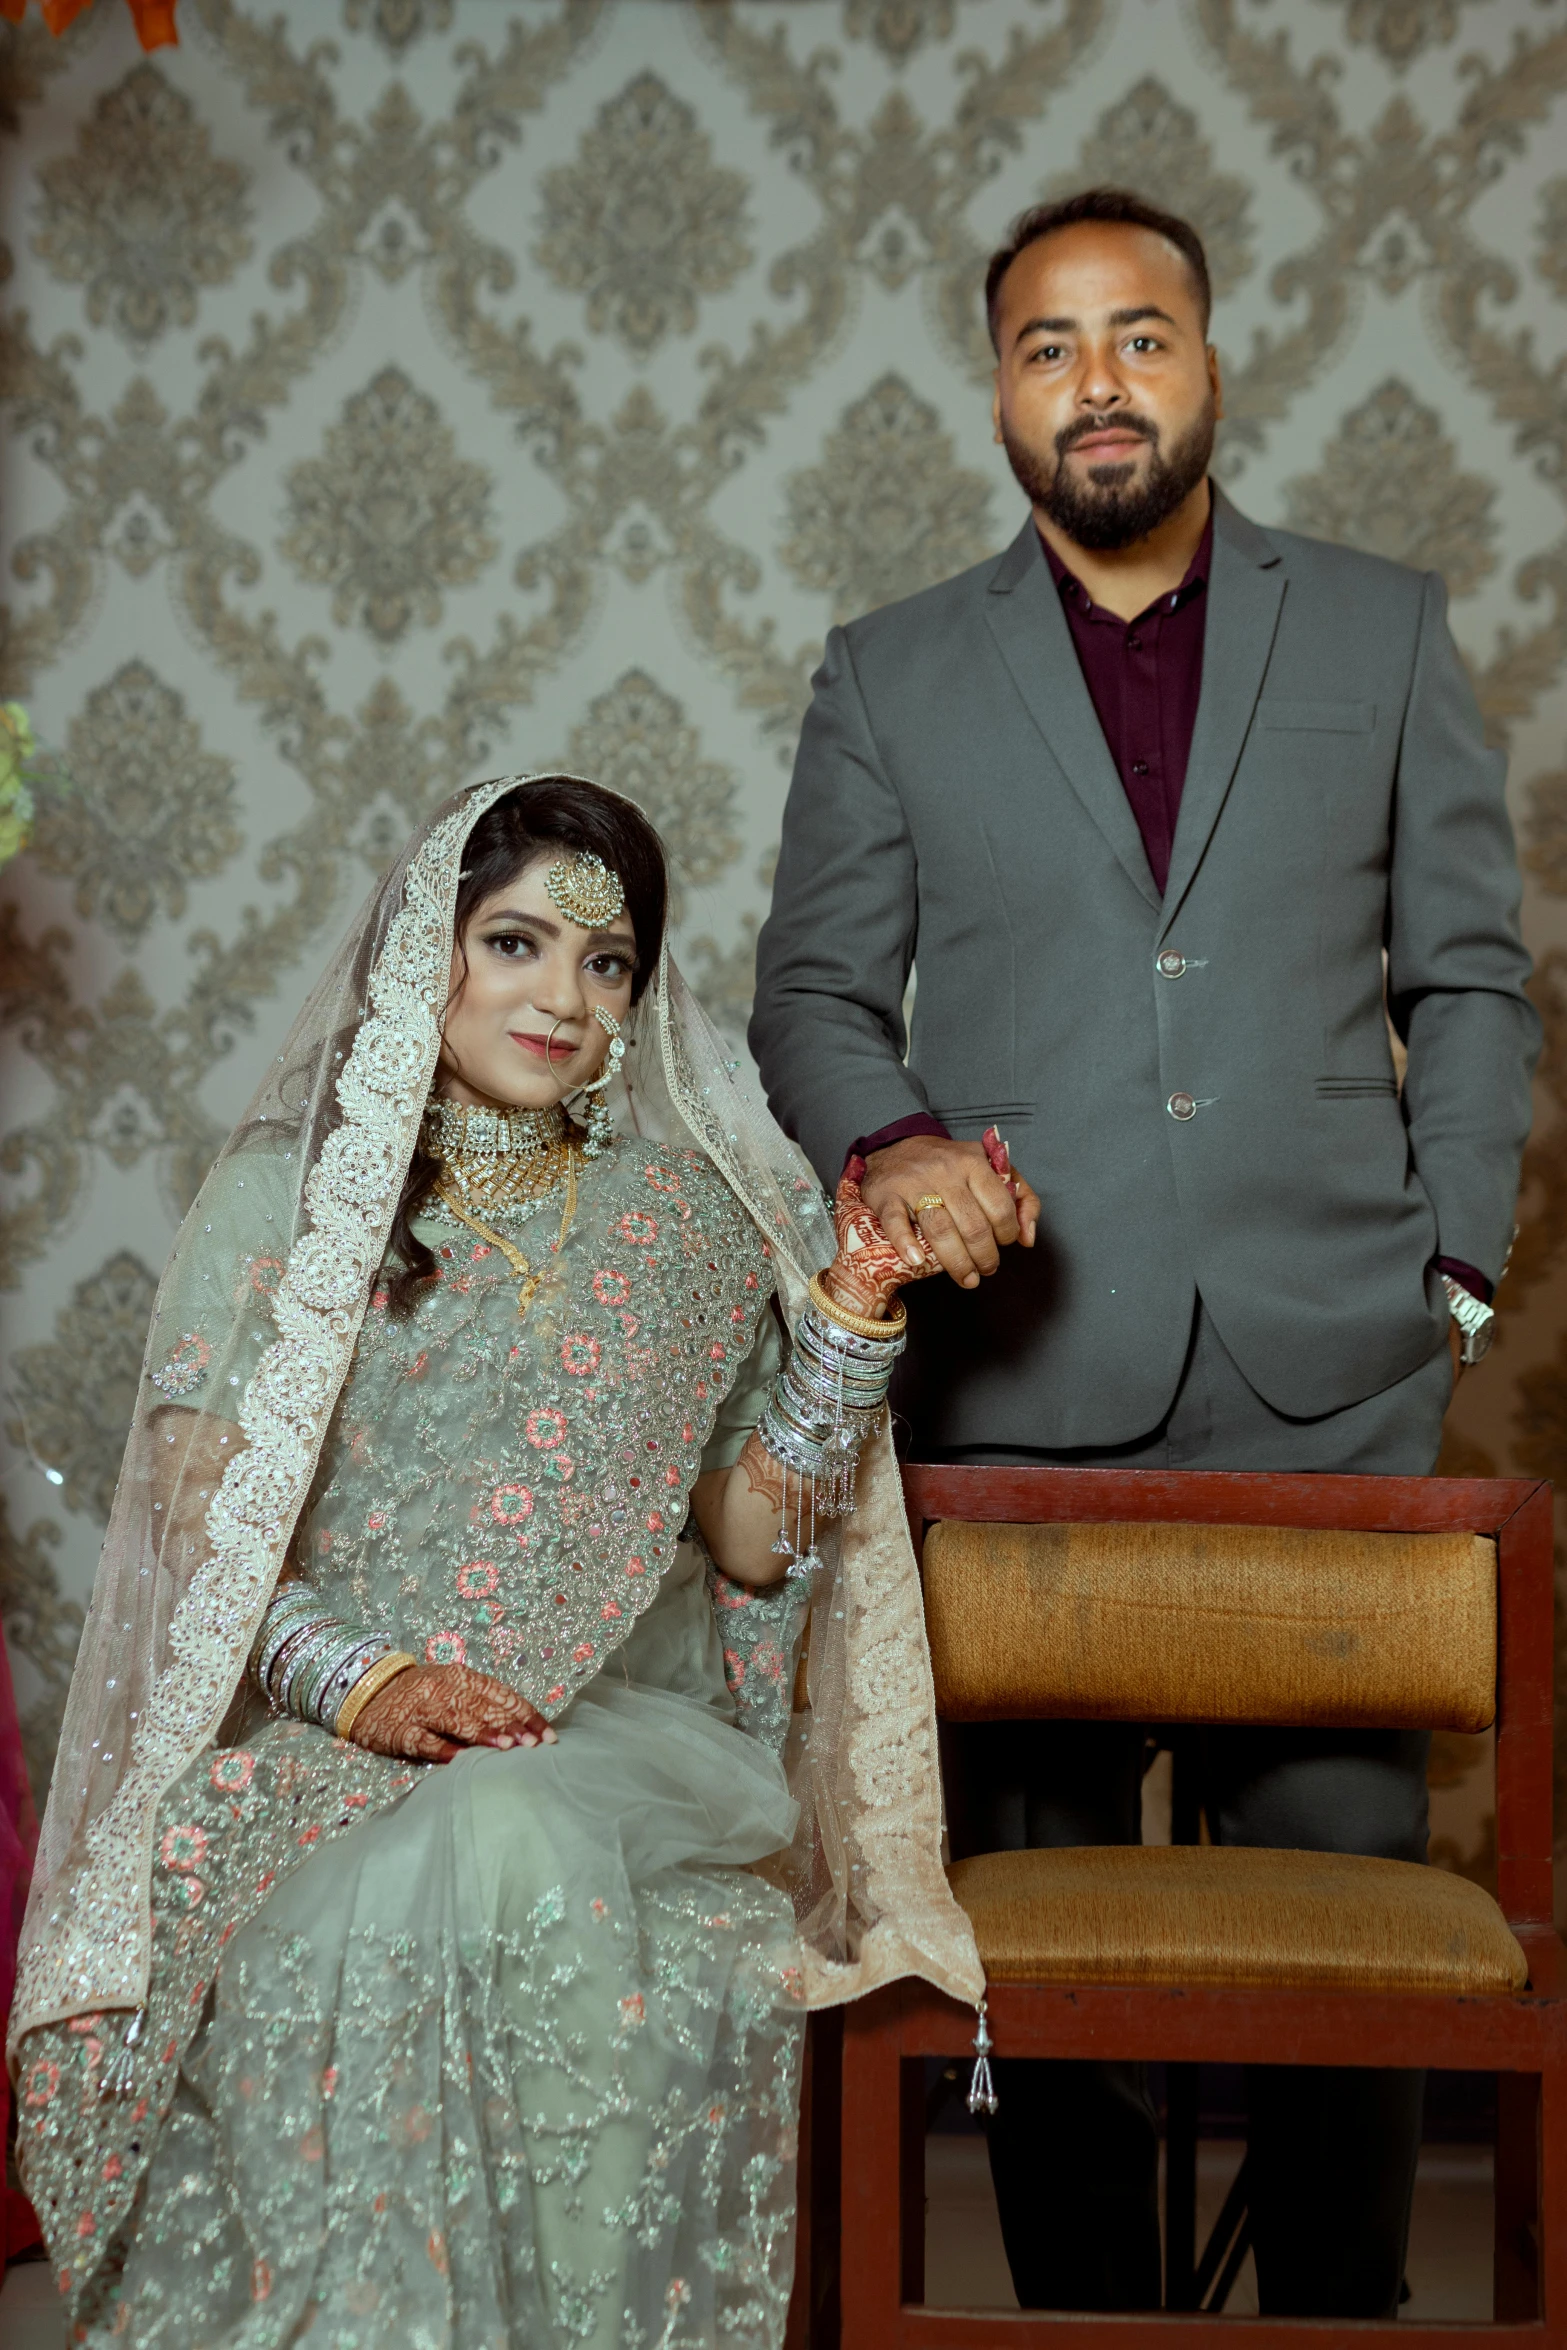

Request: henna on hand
left=820, top=1161, right=940, bottom=1321
left=350, top=1662, right=556, bottom=1765
left=737, top=1426, right=789, bottom=1512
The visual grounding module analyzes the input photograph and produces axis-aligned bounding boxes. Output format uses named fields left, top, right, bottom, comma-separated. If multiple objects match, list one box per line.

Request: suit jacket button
left=1167, top=1091, right=1197, bottom=1121
left=1157, top=950, right=1186, bottom=978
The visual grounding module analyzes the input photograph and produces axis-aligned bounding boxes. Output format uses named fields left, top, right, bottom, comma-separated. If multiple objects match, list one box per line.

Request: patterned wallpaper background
left=0, top=0, right=1565, bottom=1909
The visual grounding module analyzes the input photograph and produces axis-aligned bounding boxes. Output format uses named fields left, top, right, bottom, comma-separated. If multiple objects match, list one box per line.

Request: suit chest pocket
left=1257, top=700, right=1376, bottom=734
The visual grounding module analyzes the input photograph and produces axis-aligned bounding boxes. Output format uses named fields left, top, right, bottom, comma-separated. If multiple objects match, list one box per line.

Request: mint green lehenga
left=9, top=780, right=982, bottom=2350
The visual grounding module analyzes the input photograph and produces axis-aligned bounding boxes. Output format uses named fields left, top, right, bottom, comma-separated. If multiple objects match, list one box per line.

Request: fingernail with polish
left=520, top=1732, right=538, bottom=1747
left=542, top=1728, right=558, bottom=1744
left=493, top=1734, right=514, bottom=1749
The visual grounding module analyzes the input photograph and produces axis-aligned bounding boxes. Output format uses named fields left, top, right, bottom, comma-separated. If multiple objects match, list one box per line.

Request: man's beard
left=1002, top=400, right=1216, bottom=552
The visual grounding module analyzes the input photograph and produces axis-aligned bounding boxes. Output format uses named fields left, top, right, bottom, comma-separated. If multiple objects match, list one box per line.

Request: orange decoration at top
left=0, top=0, right=178, bottom=51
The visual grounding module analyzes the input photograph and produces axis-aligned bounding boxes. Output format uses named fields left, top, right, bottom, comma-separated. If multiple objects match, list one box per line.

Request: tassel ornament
left=966, top=1999, right=998, bottom=2118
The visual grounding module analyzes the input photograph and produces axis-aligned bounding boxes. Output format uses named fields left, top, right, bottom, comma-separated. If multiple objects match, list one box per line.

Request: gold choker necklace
left=424, top=1099, right=574, bottom=1218
left=423, top=1097, right=578, bottom=1316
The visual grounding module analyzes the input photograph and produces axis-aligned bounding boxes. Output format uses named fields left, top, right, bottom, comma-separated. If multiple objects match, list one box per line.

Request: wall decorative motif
left=0, top=0, right=1562, bottom=1910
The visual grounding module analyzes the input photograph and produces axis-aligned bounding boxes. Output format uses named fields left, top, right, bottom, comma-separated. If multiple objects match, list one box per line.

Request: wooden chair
left=837, top=1465, right=1566, bottom=2346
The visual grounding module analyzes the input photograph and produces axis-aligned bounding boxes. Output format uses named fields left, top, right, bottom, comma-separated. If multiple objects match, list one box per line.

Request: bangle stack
left=251, top=1585, right=415, bottom=1738
left=756, top=1276, right=907, bottom=1578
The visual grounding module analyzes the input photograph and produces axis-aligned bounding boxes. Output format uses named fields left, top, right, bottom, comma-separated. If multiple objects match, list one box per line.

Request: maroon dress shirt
left=848, top=509, right=1488, bottom=1301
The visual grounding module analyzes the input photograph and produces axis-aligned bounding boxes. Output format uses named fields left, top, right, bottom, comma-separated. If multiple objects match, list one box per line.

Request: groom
left=750, top=188, right=1537, bottom=2317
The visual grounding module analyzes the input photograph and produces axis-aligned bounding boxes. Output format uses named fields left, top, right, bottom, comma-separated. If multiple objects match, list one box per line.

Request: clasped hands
left=824, top=1126, right=1041, bottom=1317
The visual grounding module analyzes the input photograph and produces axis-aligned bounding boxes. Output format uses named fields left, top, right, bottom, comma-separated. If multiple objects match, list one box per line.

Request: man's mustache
left=1056, top=413, right=1159, bottom=457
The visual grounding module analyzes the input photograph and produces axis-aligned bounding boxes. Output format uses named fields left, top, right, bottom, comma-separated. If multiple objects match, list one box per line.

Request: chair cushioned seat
left=948, top=1845, right=1528, bottom=1994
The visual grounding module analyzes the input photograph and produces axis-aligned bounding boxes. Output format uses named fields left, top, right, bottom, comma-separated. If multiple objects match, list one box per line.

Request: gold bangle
left=334, top=1650, right=417, bottom=1743
left=808, top=1273, right=908, bottom=1342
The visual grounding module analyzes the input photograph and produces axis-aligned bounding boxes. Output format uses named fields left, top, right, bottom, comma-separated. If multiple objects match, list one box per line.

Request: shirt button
left=1157, top=950, right=1186, bottom=978
left=1131, top=759, right=1150, bottom=776
left=1167, top=1091, right=1197, bottom=1121
left=1127, top=634, right=1143, bottom=651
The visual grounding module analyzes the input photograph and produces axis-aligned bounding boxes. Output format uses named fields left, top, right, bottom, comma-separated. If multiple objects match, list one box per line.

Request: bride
left=8, top=775, right=986, bottom=2348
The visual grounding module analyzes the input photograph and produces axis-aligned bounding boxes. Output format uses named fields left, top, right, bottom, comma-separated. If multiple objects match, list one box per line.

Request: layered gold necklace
left=423, top=1099, right=579, bottom=1317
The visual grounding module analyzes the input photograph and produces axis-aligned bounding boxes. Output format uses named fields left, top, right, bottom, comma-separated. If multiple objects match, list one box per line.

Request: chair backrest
left=923, top=1518, right=1495, bottom=1730
left=902, top=1466, right=1557, bottom=1926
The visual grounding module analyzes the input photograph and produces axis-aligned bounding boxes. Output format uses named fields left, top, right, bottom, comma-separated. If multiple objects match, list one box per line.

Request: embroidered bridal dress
left=7, top=779, right=982, bottom=2349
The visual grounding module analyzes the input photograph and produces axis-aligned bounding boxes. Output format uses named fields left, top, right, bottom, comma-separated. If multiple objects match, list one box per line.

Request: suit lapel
left=1158, top=495, right=1286, bottom=937
left=983, top=521, right=1160, bottom=910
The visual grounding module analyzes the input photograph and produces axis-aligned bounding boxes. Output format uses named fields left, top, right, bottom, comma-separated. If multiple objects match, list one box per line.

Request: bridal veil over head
left=11, top=775, right=982, bottom=2059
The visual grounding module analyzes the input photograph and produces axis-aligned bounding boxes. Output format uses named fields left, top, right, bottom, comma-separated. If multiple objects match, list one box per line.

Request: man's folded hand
left=858, top=1133, right=1040, bottom=1290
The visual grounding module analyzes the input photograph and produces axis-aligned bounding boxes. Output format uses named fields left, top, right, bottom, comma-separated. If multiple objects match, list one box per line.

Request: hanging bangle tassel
left=966, top=1999, right=999, bottom=2117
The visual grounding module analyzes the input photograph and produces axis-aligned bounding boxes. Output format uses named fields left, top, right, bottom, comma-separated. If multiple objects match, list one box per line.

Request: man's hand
left=859, top=1133, right=1041, bottom=1291
left=350, top=1662, right=556, bottom=1764
left=1448, top=1319, right=1464, bottom=1390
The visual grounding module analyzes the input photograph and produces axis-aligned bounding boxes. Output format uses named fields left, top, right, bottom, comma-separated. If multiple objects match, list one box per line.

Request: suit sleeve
left=1388, top=570, right=1541, bottom=1286
left=749, top=626, right=935, bottom=1183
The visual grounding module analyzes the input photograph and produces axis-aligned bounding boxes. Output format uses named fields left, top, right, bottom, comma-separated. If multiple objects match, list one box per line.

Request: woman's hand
left=818, top=1157, right=942, bottom=1321
left=349, top=1662, right=557, bottom=1764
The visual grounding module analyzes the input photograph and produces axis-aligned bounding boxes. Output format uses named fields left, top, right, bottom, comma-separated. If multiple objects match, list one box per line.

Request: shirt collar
left=1040, top=500, right=1214, bottom=625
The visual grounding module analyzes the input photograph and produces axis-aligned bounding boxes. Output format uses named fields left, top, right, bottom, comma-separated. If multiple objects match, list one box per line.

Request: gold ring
left=911, top=1193, right=946, bottom=1218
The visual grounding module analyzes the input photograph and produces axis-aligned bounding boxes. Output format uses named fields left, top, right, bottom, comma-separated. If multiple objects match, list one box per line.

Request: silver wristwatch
left=1441, top=1275, right=1496, bottom=1365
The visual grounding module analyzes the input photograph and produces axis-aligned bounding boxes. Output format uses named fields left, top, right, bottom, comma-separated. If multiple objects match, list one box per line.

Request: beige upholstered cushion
left=923, top=1520, right=1495, bottom=1730
left=949, top=1846, right=1527, bottom=1994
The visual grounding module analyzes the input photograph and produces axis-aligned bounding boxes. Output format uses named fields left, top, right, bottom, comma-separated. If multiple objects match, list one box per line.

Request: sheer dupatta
left=10, top=776, right=981, bottom=2064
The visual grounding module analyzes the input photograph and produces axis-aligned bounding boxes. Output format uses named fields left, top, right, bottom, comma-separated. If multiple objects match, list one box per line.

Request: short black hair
left=985, top=187, right=1212, bottom=353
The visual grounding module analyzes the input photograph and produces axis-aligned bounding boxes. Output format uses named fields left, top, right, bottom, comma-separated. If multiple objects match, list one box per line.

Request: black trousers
left=940, top=1300, right=1452, bottom=2318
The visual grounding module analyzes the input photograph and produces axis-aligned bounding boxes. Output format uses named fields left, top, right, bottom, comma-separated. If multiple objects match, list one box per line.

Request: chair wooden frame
left=833, top=1465, right=1566, bottom=2346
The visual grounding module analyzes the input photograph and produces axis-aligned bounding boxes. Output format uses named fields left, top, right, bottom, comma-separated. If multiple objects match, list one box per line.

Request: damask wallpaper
left=0, top=0, right=1564, bottom=1911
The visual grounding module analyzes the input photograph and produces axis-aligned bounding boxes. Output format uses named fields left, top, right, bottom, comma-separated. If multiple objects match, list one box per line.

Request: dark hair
left=383, top=776, right=668, bottom=1315
left=984, top=187, right=1212, bottom=354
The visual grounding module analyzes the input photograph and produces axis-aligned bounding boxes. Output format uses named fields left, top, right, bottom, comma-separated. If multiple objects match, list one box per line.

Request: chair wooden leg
left=842, top=1993, right=907, bottom=2347
left=787, top=2012, right=844, bottom=2350
left=900, top=2056, right=926, bottom=2307
left=1541, top=2050, right=1567, bottom=2333
left=1494, top=2070, right=1540, bottom=2322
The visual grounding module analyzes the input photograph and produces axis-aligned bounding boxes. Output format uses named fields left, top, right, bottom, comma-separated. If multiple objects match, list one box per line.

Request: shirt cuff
left=848, top=1112, right=951, bottom=1168
left=1436, top=1255, right=1493, bottom=1306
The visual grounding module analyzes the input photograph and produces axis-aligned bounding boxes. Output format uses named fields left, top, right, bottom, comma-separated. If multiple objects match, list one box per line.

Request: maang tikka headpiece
left=545, top=850, right=625, bottom=929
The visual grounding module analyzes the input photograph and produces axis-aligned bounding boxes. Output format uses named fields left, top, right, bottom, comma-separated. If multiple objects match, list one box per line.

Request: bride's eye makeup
left=586, top=949, right=636, bottom=982
left=481, top=929, right=538, bottom=960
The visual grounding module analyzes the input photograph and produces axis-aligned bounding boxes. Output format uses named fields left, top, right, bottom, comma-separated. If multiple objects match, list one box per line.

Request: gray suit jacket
left=750, top=491, right=1540, bottom=1448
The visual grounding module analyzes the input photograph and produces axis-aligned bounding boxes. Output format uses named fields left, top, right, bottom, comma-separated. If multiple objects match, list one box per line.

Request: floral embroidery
left=561, top=1333, right=601, bottom=1376
left=23, top=2057, right=59, bottom=2106
left=209, top=1752, right=254, bottom=1795
left=456, top=1560, right=498, bottom=1599
left=545, top=1453, right=575, bottom=1482
left=525, top=1406, right=568, bottom=1448
left=159, top=1823, right=208, bottom=1873
left=489, top=1484, right=533, bottom=1523
left=425, top=1631, right=466, bottom=1666
left=591, top=1269, right=630, bottom=1306
left=615, top=1211, right=658, bottom=1246
left=150, top=1331, right=211, bottom=1400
